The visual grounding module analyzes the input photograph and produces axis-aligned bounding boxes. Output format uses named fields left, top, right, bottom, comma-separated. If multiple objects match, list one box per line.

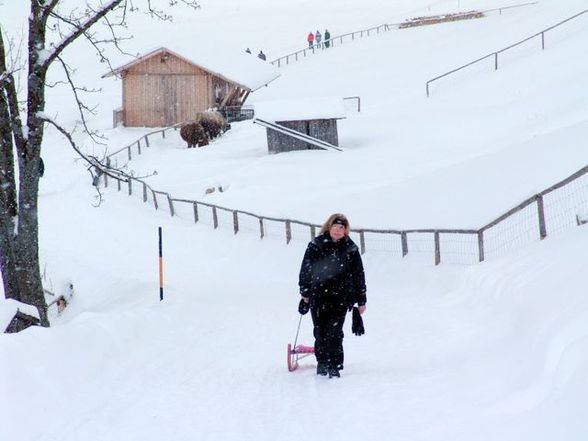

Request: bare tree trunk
left=1, top=0, right=200, bottom=329
left=0, top=90, right=19, bottom=302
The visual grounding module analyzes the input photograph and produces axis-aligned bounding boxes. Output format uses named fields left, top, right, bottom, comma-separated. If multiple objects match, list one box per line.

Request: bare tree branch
left=42, top=0, right=125, bottom=70
left=55, top=55, right=106, bottom=144
left=2, top=0, right=200, bottom=326
left=40, top=116, right=158, bottom=207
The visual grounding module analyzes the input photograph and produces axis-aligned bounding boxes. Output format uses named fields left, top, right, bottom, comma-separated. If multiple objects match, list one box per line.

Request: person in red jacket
left=307, top=31, right=315, bottom=48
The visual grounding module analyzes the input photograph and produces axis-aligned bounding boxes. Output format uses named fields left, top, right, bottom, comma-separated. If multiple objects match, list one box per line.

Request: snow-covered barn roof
left=103, top=46, right=280, bottom=92
left=253, top=96, right=347, bottom=122
left=0, top=298, right=39, bottom=331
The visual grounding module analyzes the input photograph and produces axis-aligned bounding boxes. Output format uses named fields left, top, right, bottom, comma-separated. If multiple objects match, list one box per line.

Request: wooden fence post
left=162, top=130, right=166, bottom=139
left=478, top=230, right=485, bottom=262
left=233, top=211, right=239, bottom=234
left=310, top=225, right=316, bottom=239
left=212, top=206, right=218, bottom=229
left=137, top=140, right=141, bottom=155
left=359, top=231, right=366, bottom=255
left=285, top=220, right=292, bottom=244
left=494, top=52, right=498, bottom=70
left=127, top=145, right=132, bottom=161
left=434, top=231, right=441, bottom=265
left=537, top=195, right=547, bottom=239
left=401, top=232, right=408, bottom=257
left=193, top=202, right=199, bottom=223
left=259, top=217, right=265, bottom=239
left=541, top=31, right=545, bottom=50
left=167, top=195, right=174, bottom=217
left=144, top=135, right=150, bottom=147
left=152, top=191, right=158, bottom=210
left=117, top=178, right=121, bottom=192
left=128, top=179, right=132, bottom=196
left=143, top=182, right=147, bottom=202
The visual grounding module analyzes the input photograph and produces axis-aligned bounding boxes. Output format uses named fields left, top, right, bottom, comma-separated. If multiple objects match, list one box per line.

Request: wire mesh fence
left=543, top=172, right=588, bottom=235
left=482, top=202, right=540, bottom=261
left=437, top=232, right=480, bottom=265
left=102, top=164, right=588, bottom=266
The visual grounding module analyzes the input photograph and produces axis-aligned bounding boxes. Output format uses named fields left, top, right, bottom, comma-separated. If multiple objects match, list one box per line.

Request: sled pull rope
left=293, top=314, right=304, bottom=349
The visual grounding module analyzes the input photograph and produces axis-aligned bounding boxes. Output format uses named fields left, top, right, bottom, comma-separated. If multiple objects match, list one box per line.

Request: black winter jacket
left=299, top=233, right=367, bottom=308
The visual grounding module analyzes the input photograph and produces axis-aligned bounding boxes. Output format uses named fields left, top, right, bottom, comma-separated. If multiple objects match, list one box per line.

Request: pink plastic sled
left=287, top=343, right=315, bottom=372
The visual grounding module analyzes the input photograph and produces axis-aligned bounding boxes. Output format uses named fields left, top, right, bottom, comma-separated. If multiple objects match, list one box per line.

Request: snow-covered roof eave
left=0, top=298, right=40, bottom=332
left=102, top=46, right=281, bottom=91
left=250, top=72, right=282, bottom=92
left=253, top=96, right=347, bottom=122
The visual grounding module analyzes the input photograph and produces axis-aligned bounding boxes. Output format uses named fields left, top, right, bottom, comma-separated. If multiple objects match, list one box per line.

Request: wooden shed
left=0, top=299, right=40, bottom=334
left=103, top=47, right=280, bottom=128
left=254, top=97, right=346, bottom=154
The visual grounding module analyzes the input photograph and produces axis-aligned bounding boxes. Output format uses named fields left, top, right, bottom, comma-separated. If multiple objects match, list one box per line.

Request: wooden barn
left=103, top=47, right=280, bottom=128
left=254, top=97, right=346, bottom=154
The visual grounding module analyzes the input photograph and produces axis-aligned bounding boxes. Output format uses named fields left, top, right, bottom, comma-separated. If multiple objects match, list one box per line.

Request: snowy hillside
left=1, top=0, right=588, bottom=440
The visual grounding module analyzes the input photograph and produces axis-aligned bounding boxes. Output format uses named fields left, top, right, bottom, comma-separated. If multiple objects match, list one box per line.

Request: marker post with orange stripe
left=158, top=226, right=164, bottom=301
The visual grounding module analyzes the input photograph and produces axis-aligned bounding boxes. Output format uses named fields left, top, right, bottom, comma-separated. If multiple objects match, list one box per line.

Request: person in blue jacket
left=298, top=213, right=367, bottom=378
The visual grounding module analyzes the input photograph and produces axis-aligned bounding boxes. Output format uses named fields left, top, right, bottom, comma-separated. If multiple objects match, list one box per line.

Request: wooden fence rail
left=102, top=161, right=588, bottom=266
left=426, top=7, right=588, bottom=97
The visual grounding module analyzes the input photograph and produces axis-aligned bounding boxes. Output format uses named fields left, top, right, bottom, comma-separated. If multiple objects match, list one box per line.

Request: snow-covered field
left=1, top=0, right=588, bottom=439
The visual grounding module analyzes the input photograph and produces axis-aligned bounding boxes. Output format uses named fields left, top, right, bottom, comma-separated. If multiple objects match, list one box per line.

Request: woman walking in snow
left=298, top=213, right=367, bottom=378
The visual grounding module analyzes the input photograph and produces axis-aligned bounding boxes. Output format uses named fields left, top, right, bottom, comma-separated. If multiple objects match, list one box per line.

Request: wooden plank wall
left=267, top=120, right=338, bottom=153
left=122, top=53, right=233, bottom=127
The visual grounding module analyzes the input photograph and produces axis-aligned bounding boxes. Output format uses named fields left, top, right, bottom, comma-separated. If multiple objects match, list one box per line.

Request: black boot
left=316, top=363, right=328, bottom=376
left=328, top=366, right=340, bottom=378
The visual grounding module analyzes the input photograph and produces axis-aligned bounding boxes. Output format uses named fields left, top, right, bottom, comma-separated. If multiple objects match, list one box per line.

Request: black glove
left=352, top=307, right=364, bottom=336
left=298, top=298, right=310, bottom=315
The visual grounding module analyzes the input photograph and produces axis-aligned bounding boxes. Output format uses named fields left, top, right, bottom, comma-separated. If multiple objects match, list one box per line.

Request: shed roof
left=253, top=96, right=346, bottom=122
left=0, top=298, right=39, bottom=332
left=103, top=46, right=280, bottom=92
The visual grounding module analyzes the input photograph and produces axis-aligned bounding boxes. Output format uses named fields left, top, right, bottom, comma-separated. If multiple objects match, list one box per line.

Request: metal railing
left=219, top=105, right=254, bottom=123
left=270, top=23, right=399, bottom=68
left=270, top=2, right=537, bottom=69
left=426, top=7, right=588, bottom=97
left=484, top=2, right=538, bottom=16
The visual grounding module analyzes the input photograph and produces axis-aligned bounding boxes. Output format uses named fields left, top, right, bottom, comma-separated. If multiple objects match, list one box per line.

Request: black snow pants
left=310, top=302, right=348, bottom=369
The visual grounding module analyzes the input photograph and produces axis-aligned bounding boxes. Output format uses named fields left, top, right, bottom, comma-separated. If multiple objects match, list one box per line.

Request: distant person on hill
left=257, top=50, right=266, bottom=61
left=324, top=29, right=331, bottom=48
left=298, top=213, right=367, bottom=379
left=315, top=30, right=322, bottom=48
left=245, top=47, right=251, bottom=54
left=307, top=31, right=315, bottom=48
